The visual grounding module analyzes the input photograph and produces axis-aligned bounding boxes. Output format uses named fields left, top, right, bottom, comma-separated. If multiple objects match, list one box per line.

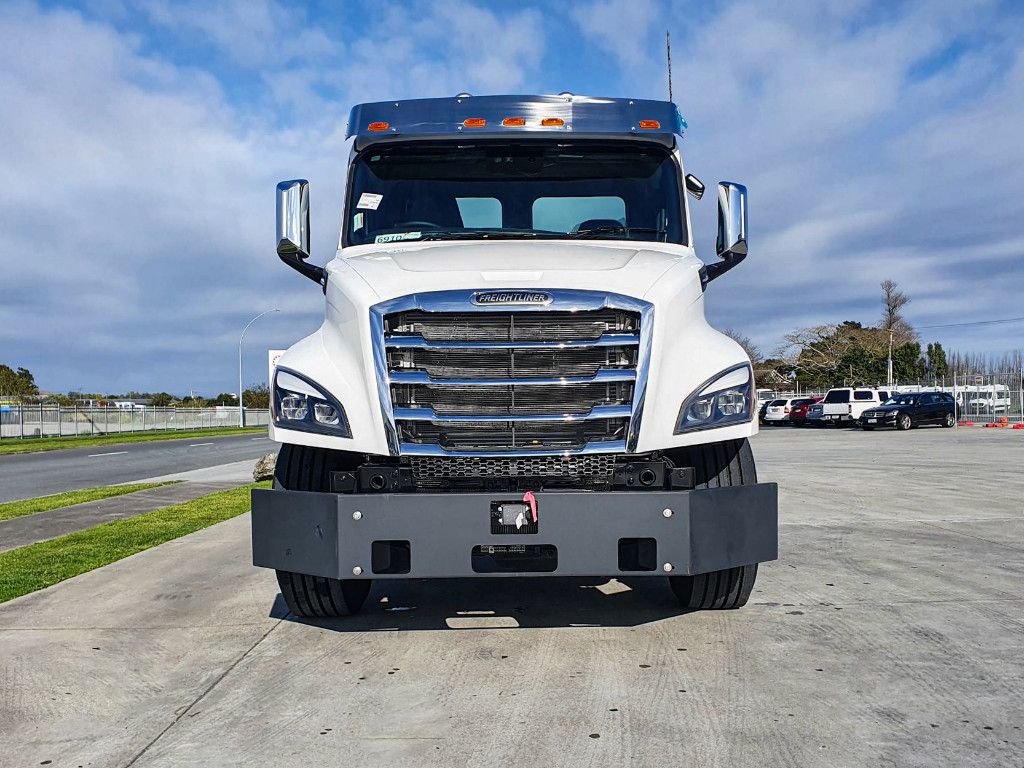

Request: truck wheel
left=272, top=444, right=372, bottom=618
left=276, top=569, right=371, bottom=618
left=666, top=439, right=759, bottom=610
left=896, top=413, right=912, bottom=431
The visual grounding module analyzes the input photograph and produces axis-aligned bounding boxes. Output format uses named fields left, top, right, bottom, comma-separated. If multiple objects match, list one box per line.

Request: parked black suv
left=858, top=392, right=957, bottom=431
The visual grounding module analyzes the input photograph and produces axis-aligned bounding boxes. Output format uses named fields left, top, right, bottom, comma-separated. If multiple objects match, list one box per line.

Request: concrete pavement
left=0, top=433, right=273, bottom=503
left=0, top=427, right=1022, bottom=767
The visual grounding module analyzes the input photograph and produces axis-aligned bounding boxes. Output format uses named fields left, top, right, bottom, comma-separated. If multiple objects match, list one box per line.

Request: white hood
left=272, top=237, right=753, bottom=457
left=336, top=240, right=699, bottom=302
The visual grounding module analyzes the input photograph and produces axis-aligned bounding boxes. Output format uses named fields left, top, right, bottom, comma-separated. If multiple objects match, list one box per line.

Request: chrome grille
left=386, top=309, right=637, bottom=342
left=373, top=291, right=650, bottom=455
left=387, top=346, right=638, bottom=380
left=390, top=382, right=634, bottom=416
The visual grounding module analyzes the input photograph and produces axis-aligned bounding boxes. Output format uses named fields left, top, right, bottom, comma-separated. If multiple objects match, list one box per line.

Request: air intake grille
left=410, top=454, right=618, bottom=488
left=386, top=309, right=637, bottom=342
left=381, top=303, right=643, bottom=453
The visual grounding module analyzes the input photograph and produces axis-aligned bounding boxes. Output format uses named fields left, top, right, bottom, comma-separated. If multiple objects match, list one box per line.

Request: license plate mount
left=490, top=500, right=538, bottom=534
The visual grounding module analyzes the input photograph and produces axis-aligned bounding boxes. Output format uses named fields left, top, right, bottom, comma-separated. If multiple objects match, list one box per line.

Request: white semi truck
left=252, top=94, right=778, bottom=618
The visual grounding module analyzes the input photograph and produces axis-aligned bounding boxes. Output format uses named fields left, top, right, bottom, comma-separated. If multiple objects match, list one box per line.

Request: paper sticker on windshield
left=375, top=232, right=422, bottom=244
left=352, top=212, right=365, bottom=231
left=357, top=192, right=383, bottom=210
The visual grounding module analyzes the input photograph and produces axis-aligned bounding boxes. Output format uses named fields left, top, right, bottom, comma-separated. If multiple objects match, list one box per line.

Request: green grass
left=0, top=426, right=267, bottom=455
left=0, top=482, right=269, bottom=603
left=0, top=482, right=179, bottom=522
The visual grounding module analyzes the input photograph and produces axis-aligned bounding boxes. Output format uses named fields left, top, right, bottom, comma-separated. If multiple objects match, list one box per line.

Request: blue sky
left=2, top=0, right=1023, bottom=394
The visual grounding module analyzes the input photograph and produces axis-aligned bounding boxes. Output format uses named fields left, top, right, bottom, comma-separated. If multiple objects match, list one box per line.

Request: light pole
left=239, top=309, right=280, bottom=427
left=887, top=330, right=894, bottom=390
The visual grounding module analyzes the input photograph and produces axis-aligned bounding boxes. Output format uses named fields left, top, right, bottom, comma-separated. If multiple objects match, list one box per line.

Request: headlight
left=272, top=367, right=351, bottom=437
left=675, top=364, right=753, bottom=434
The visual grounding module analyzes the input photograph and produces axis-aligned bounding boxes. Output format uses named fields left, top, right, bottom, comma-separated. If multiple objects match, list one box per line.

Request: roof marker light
left=367, top=121, right=390, bottom=132
left=462, top=118, right=487, bottom=128
left=638, top=119, right=661, bottom=129
left=502, top=117, right=526, bottom=127
left=541, top=117, right=564, bottom=127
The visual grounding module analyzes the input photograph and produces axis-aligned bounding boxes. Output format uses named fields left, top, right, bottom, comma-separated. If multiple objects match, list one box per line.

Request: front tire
left=665, top=439, right=760, bottom=610
left=273, top=444, right=372, bottom=618
left=943, top=412, right=956, bottom=428
left=897, top=414, right=913, bottom=431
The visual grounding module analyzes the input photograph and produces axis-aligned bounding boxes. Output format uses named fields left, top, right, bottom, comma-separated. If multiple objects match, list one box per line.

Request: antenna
left=666, top=30, right=673, bottom=102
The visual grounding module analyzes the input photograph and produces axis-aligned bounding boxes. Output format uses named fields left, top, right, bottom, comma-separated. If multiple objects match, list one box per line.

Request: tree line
left=0, top=367, right=269, bottom=409
left=728, top=280, right=1016, bottom=391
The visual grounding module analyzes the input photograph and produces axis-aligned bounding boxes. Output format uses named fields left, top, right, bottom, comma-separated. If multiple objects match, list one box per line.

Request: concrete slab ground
left=0, top=482, right=242, bottom=553
left=0, top=427, right=1022, bottom=767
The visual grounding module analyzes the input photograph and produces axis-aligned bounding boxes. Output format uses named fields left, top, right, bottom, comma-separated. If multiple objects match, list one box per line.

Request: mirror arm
left=278, top=251, right=328, bottom=293
left=700, top=251, right=746, bottom=291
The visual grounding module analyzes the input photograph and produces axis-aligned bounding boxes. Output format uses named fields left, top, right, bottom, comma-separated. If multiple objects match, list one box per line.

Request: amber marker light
left=541, top=117, right=565, bottom=127
left=502, top=117, right=526, bottom=126
left=463, top=118, right=487, bottom=128
left=638, top=119, right=661, bottom=129
left=367, top=121, right=390, bottom=132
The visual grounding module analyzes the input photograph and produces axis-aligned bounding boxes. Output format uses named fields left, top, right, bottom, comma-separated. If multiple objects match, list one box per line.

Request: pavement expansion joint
left=121, top=618, right=285, bottom=768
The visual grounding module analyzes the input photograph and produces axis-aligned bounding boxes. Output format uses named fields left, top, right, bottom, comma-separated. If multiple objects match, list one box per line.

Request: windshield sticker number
left=375, top=231, right=422, bottom=244
left=357, top=192, right=383, bottom=210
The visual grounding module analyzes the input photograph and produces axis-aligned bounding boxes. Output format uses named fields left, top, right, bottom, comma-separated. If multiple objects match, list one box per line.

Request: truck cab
left=252, top=94, right=778, bottom=618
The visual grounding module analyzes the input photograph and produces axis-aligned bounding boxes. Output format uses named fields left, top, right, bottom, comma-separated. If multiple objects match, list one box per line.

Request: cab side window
left=853, top=391, right=873, bottom=400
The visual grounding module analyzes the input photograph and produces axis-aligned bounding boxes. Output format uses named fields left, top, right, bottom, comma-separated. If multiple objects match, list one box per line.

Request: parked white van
left=806, top=387, right=891, bottom=426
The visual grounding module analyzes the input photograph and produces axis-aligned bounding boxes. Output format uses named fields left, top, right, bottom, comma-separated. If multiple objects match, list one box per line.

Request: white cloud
left=2, top=0, right=1022, bottom=395
left=572, top=0, right=660, bottom=72
left=0, top=0, right=550, bottom=393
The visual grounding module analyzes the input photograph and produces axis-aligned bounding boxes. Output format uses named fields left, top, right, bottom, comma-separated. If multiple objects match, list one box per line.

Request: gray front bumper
left=251, top=484, right=778, bottom=580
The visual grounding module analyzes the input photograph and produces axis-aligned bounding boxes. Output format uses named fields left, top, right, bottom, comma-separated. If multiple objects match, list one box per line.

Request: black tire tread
left=272, top=444, right=370, bottom=618
left=666, top=438, right=760, bottom=611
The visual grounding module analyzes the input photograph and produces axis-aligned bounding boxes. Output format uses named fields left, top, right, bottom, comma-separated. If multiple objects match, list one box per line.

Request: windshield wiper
left=416, top=230, right=546, bottom=241
left=566, top=226, right=667, bottom=239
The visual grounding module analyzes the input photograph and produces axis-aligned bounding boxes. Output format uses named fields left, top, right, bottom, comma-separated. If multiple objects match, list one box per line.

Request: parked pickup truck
left=250, top=93, right=778, bottom=619
left=806, top=387, right=891, bottom=426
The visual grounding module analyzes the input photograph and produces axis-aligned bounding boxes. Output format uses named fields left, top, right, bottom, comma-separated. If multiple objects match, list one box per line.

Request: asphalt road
left=0, top=433, right=274, bottom=502
left=1, top=427, right=1022, bottom=767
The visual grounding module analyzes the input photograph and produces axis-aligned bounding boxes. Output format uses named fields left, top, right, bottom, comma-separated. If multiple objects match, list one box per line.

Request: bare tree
left=880, top=280, right=916, bottom=343
left=723, top=328, right=763, bottom=365
left=777, top=324, right=844, bottom=378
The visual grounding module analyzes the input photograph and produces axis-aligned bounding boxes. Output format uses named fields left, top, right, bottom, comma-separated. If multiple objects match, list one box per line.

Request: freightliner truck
left=252, top=93, right=778, bottom=618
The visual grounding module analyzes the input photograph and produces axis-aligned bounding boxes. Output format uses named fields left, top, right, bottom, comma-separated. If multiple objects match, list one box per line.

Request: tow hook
left=523, top=491, right=538, bottom=523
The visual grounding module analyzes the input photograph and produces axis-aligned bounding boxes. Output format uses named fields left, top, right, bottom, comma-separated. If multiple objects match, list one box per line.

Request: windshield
left=884, top=394, right=918, bottom=406
left=344, top=141, right=686, bottom=246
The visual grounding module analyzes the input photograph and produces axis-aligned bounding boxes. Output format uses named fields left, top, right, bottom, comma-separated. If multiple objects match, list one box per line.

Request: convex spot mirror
left=684, top=173, right=705, bottom=200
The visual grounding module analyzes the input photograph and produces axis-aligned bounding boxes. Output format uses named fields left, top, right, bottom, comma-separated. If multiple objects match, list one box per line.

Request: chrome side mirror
left=276, top=179, right=310, bottom=258
left=684, top=173, right=705, bottom=200
left=716, top=181, right=747, bottom=258
left=275, top=179, right=325, bottom=288
left=703, top=181, right=748, bottom=287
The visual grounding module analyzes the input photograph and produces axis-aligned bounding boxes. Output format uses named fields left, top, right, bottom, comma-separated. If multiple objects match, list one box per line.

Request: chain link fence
left=0, top=405, right=270, bottom=439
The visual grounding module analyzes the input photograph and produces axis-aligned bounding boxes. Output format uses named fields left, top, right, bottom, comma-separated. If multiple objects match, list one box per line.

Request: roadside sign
left=268, top=349, right=285, bottom=384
